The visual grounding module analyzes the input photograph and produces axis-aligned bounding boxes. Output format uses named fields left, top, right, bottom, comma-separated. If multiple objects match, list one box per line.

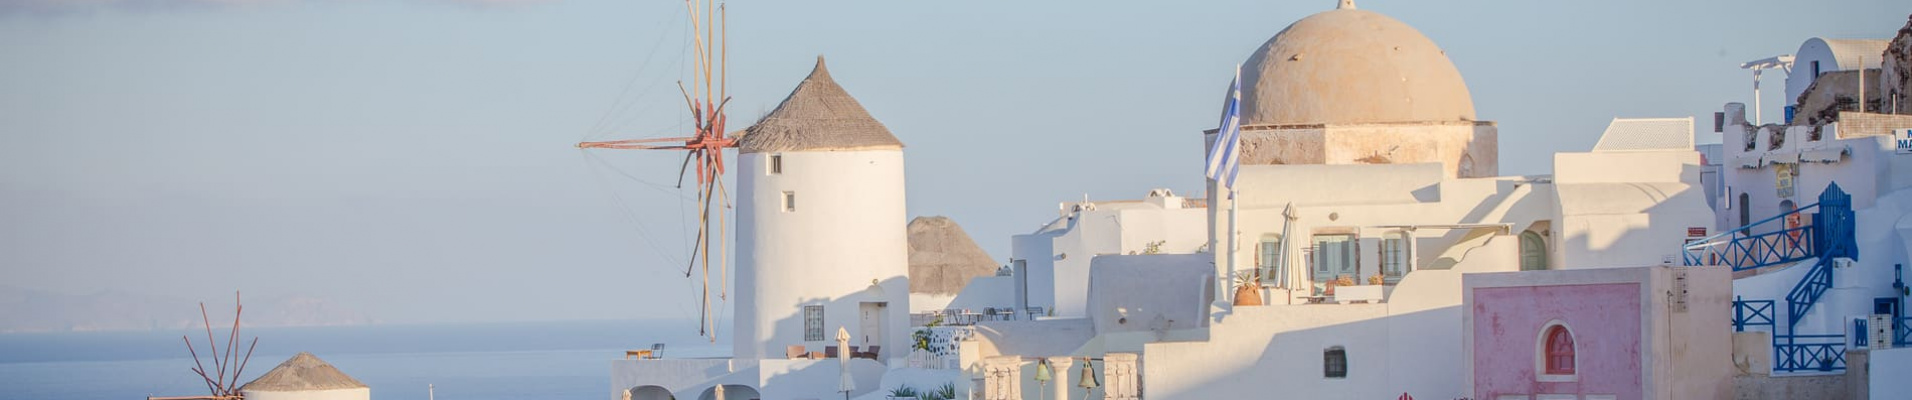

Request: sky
left=2, top=0, right=1908, bottom=327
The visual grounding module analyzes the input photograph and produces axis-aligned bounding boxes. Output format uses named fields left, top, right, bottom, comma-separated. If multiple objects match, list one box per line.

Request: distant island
left=0, top=286, right=372, bottom=333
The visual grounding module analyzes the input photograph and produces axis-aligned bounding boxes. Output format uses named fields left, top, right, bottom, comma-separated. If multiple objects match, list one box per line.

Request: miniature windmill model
left=576, top=0, right=734, bottom=342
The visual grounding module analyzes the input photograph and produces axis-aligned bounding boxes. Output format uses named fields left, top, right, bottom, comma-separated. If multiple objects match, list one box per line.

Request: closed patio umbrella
left=837, top=326, right=855, bottom=400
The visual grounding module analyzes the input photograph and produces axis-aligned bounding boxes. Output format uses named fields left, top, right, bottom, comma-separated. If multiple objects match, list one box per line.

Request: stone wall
left=1880, top=15, right=1911, bottom=115
left=1220, top=121, right=1497, bottom=178
left=1836, top=111, right=1912, bottom=138
left=1796, top=70, right=1883, bottom=126
left=1729, top=350, right=1874, bottom=400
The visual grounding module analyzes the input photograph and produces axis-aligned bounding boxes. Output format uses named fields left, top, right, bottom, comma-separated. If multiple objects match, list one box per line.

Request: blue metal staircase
left=1688, top=183, right=1856, bottom=372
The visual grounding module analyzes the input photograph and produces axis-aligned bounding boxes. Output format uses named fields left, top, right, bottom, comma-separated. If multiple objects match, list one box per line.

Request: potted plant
left=1818, top=356, right=1835, bottom=371
left=921, top=383, right=957, bottom=400
left=1233, top=270, right=1263, bottom=306
left=1324, top=275, right=1355, bottom=296
left=1367, top=274, right=1384, bottom=285
left=888, top=386, right=919, bottom=400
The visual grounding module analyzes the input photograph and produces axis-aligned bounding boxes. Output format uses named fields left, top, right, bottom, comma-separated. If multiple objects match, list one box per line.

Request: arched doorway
left=696, top=385, right=760, bottom=400
left=1519, top=231, right=1547, bottom=271
left=627, top=385, right=674, bottom=400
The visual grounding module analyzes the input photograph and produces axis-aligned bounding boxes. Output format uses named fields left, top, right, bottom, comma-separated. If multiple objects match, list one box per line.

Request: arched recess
left=627, top=385, right=674, bottom=400
left=1518, top=231, right=1548, bottom=271
left=1535, top=320, right=1578, bottom=382
left=696, top=385, right=761, bottom=400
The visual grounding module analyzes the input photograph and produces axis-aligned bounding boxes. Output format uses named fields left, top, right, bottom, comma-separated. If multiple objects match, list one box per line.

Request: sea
left=0, top=320, right=728, bottom=400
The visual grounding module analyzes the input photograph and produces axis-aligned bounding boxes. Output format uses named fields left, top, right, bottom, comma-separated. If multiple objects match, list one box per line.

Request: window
left=769, top=154, right=783, bottom=174
left=803, top=305, right=825, bottom=341
left=1258, top=234, right=1281, bottom=284
left=1811, top=60, right=1821, bottom=78
left=1381, top=232, right=1408, bottom=280
left=1323, top=346, right=1347, bottom=378
left=1738, top=193, right=1752, bottom=232
left=1312, top=234, right=1356, bottom=295
left=1539, top=323, right=1576, bottom=380
left=782, top=191, right=796, bottom=212
left=1519, top=231, right=1548, bottom=271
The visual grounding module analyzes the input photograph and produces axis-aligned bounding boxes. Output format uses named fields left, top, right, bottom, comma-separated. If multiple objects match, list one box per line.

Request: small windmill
left=576, top=0, right=735, bottom=342
left=150, top=292, right=257, bottom=400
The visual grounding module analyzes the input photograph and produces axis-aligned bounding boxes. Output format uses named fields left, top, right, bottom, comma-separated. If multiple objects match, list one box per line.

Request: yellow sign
left=1775, top=163, right=1796, bottom=198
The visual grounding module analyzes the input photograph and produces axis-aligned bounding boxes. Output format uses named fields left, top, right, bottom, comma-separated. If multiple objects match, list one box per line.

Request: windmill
left=150, top=292, right=257, bottom=400
left=577, top=0, right=734, bottom=342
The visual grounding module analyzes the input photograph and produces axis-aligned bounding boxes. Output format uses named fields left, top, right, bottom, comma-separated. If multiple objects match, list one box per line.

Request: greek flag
left=1205, top=65, right=1244, bottom=190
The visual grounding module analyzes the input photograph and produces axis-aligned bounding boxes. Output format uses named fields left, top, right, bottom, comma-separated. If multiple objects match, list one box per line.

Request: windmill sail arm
left=577, top=137, right=696, bottom=148
left=579, top=144, right=693, bottom=150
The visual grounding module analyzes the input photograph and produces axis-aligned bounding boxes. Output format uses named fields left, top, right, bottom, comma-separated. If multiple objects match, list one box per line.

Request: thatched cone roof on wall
left=738, top=56, right=904, bottom=154
left=907, top=216, right=998, bottom=296
left=240, top=352, right=368, bottom=392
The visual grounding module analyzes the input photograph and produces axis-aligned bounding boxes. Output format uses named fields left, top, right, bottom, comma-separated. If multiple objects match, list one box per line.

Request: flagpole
left=1228, top=185, right=1238, bottom=304
left=1206, top=64, right=1244, bottom=307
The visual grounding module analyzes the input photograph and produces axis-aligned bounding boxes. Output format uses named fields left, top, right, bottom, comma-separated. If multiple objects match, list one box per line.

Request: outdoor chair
left=824, top=346, right=839, bottom=358
left=648, top=343, right=665, bottom=359
left=785, top=345, right=806, bottom=359
left=859, top=345, right=881, bottom=360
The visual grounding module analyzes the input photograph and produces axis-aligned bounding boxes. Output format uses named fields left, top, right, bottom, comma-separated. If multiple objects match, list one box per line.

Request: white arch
left=696, top=384, right=761, bottom=400
left=626, top=385, right=674, bottom=400
left=1535, top=319, right=1578, bottom=382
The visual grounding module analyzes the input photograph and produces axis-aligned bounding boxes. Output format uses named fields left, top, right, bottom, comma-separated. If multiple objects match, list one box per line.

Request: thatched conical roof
left=907, top=216, right=998, bottom=296
left=240, top=352, right=368, bottom=392
left=739, top=56, right=903, bottom=153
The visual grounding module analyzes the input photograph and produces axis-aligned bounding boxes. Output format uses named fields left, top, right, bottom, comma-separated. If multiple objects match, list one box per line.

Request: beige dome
left=1234, top=6, right=1475, bottom=126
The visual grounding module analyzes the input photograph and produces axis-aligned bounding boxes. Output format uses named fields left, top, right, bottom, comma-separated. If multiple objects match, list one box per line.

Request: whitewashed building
left=608, top=5, right=1912, bottom=400
left=1008, top=189, right=1207, bottom=318
left=1696, top=28, right=1912, bottom=396
left=941, top=2, right=1733, bottom=400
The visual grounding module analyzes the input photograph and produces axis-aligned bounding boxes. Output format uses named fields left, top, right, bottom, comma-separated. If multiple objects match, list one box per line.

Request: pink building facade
left=1464, top=266, right=1734, bottom=400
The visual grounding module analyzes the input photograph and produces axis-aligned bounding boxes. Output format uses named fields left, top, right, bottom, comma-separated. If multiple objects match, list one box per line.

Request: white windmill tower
left=732, top=56, right=911, bottom=361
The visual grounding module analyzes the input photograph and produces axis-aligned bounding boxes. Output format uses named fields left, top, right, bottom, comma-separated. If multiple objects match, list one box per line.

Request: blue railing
left=1773, top=334, right=1846, bottom=373
left=1785, top=258, right=1837, bottom=328
left=1852, top=318, right=1870, bottom=348
left=1732, top=298, right=1776, bottom=332
left=1897, top=317, right=1910, bottom=347
left=1683, top=202, right=1819, bottom=270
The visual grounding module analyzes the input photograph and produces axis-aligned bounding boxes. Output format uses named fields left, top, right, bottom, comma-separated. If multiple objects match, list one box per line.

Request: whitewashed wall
left=1551, top=151, right=1713, bottom=269
left=1872, top=348, right=1912, bottom=396
left=243, top=388, right=369, bottom=400
left=735, top=149, right=911, bottom=361
left=1140, top=236, right=1518, bottom=400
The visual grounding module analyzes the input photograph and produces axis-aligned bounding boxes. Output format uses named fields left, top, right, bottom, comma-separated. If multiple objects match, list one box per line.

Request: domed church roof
left=739, top=56, right=904, bottom=154
left=1233, top=1, right=1476, bottom=126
